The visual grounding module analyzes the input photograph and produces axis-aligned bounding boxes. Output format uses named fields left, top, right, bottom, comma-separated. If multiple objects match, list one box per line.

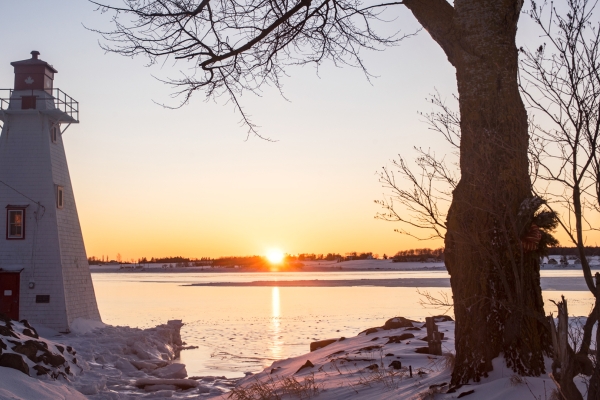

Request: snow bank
left=0, top=366, right=86, bottom=400
left=223, top=316, right=569, bottom=400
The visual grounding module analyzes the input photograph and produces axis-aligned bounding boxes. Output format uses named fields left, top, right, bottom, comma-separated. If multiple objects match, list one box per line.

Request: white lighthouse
left=0, top=51, right=100, bottom=332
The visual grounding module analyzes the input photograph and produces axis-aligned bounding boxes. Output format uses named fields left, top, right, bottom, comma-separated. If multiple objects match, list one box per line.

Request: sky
left=0, top=1, right=594, bottom=261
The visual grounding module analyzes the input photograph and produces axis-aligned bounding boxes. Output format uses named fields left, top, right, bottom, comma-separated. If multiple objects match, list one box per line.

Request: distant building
left=0, top=51, right=100, bottom=332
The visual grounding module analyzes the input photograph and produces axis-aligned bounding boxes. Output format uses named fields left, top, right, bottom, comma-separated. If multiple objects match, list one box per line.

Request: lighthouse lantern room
left=0, top=51, right=100, bottom=331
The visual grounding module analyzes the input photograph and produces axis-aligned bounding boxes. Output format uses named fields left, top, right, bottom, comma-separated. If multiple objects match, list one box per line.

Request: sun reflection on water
left=270, top=287, right=284, bottom=359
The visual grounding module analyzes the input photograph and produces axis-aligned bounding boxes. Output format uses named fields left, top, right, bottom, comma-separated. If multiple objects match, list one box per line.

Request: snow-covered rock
left=0, top=316, right=77, bottom=380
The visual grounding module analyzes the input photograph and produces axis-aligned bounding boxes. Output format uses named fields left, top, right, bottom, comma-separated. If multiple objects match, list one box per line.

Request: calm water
left=91, top=270, right=595, bottom=378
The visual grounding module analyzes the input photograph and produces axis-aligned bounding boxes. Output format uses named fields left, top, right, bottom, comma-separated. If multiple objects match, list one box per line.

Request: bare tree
left=375, top=92, right=458, bottom=241
left=520, top=1, right=600, bottom=398
left=385, top=0, right=600, bottom=396
left=92, top=0, right=551, bottom=385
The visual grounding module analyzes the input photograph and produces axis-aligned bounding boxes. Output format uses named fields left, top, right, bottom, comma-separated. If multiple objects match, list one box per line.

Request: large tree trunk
left=404, top=0, right=551, bottom=385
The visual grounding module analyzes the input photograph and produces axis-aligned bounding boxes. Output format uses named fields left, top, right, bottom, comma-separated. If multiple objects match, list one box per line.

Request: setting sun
left=266, top=249, right=285, bottom=264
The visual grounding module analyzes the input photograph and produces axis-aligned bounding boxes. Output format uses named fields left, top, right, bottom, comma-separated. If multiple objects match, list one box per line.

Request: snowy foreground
left=0, top=317, right=236, bottom=399
left=0, top=314, right=589, bottom=399
left=219, top=316, right=586, bottom=400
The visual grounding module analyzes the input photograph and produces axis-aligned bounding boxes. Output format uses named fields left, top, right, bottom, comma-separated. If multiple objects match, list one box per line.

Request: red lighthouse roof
left=10, top=51, right=57, bottom=73
left=10, top=51, right=57, bottom=92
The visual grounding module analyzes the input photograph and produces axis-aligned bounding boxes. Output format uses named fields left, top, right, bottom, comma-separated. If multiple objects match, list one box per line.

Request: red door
left=0, top=273, right=20, bottom=320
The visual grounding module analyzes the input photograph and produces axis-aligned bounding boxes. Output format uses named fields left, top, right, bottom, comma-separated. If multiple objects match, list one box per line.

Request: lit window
left=6, top=208, right=25, bottom=240
left=56, top=186, right=64, bottom=209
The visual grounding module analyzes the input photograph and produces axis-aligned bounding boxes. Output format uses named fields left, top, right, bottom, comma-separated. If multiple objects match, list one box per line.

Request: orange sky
left=1, top=2, right=598, bottom=261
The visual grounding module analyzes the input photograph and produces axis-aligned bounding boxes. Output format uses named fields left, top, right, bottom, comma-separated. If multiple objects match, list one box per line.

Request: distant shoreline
left=185, top=278, right=449, bottom=287
left=89, top=260, right=598, bottom=274
left=181, top=276, right=594, bottom=291
left=89, top=266, right=448, bottom=274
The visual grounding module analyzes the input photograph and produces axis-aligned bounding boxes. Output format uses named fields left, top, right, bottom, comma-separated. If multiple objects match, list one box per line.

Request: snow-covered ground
left=220, top=316, right=583, bottom=400
left=0, top=313, right=593, bottom=399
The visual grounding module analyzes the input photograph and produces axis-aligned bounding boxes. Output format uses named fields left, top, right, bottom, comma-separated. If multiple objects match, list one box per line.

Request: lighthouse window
left=56, top=186, right=64, bottom=209
left=51, top=126, right=59, bottom=143
left=6, top=209, right=25, bottom=239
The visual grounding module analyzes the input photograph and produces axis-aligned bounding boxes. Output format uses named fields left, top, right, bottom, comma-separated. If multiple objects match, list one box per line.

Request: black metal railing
left=0, top=88, right=79, bottom=122
left=52, top=88, right=79, bottom=122
left=0, top=90, right=9, bottom=111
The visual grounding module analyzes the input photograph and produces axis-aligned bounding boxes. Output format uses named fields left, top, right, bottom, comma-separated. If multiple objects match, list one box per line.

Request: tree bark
left=404, top=0, right=551, bottom=385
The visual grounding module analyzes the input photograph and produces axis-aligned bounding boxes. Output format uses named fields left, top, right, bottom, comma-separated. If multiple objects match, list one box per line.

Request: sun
left=266, top=249, right=285, bottom=264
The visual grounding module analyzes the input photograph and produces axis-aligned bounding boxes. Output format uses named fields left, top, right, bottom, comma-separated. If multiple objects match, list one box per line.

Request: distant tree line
left=547, top=246, right=600, bottom=257
left=392, top=248, right=445, bottom=262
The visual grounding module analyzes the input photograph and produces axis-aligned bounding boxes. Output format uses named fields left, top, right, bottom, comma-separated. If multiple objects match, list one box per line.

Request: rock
left=20, top=321, right=39, bottom=338
left=389, top=360, right=402, bottom=369
left=383, top=317, right=419, bottom=330
left=366, top=364, right=379, bottom=370
left=55, top=345, right=65, bottom=354
left=359, top=327, right=381, bottom=336
left=151, top=363, right=187, bottom=379
left=433, top=315, right=453, bottom=322
left=386, top=333, right=415, bottom=344
left=0, top=325, right=18, bottom=338
left=295, top=360, right=314, bottom=374
left=359, top=317, right=420, bottom=336
left=135, top=378, right=199, bottom=390
left=310, top=339, right=337, bottom=352
left=457, top=389, right=475, bottom=398
left=40, top=351, right=66, bottom=367
left=11, top=341, right=40, bottom=362
left=22, top=328, right=38, bottom=339
left=0, top=353, right=29, bottom=375
left=33, top=365, right=50, bottom=376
